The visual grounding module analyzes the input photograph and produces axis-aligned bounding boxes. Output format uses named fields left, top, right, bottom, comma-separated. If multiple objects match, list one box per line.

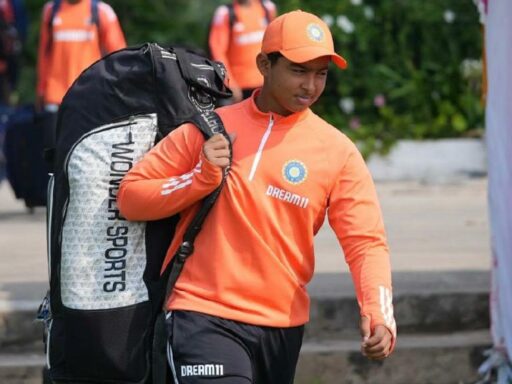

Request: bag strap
left=48, top=0, right=61, bottom=29
left=91, top=0, right=99, bottom=27
left=46, top=0, right=61, bottom=53
left=227, top=3, right=235, bottom=36
left=261, top=0, right=271, bottom=25
left=90, top=0, right=104, bottom=53
left=173, top=47, right=232, bottom=99
left=163, top=110, right=231, bottom=305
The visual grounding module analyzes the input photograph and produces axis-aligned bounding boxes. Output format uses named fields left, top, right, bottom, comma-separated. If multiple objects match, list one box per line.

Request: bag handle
left=174, top=47, right=233, bottom=99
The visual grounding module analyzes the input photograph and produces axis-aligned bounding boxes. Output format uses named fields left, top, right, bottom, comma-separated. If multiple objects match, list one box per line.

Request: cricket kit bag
left=3, top=105, right=51, bottom=209
left=38, top=43, right=231, bottom=384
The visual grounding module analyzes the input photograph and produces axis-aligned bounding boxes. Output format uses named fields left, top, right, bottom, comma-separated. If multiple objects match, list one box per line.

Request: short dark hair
left=267, top=52, right=283, bottom=66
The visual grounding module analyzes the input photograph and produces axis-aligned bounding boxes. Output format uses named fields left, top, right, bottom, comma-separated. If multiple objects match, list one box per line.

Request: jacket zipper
left=248, top=115, right=274, bottom=181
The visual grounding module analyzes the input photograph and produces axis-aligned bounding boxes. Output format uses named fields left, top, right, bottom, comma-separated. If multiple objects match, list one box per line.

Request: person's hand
left=202, top=133, right=236, bottom=168
left=359, top=316, right=393, bottom=360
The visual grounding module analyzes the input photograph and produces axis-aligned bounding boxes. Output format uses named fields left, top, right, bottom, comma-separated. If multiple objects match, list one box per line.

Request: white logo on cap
left=307, top=23, right=324, bottom=42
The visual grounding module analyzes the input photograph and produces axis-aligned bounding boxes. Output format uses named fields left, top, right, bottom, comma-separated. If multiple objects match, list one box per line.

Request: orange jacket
left=208, top=0, right=276, bottom=90
left=36, top=0, right=126, bottom=105
left=118, top=93, right=396, bottom=341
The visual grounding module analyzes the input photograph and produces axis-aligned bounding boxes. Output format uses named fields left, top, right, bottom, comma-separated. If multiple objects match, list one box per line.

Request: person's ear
left=256, top=53, right=271, bottom=77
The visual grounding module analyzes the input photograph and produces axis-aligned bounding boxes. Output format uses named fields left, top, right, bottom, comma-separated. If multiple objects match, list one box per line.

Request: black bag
left=39, top=43, right=231, bottom=384
left=3, top=105, right=51, bottom=209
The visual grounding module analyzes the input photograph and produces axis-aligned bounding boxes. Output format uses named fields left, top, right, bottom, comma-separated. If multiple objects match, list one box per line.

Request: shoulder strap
left=91, top=0, right=103, bottom=52
left=260, top=0, right=271, bottom=24
left=226, top=3, right=236, bottom=43
left=163, top=110, right=231, bottom=304
left=46, top=0, right=60, bottom=52
left=91, top=0, right=99, bottom=28
left=48, top=0, right=61, bottom=29
left=227, top=3, right=236, bottom=29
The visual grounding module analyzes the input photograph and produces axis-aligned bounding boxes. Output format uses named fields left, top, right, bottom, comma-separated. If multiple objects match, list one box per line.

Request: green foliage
left=279, top=0, right=484, bottom=155
left=18, top=0, right=483, bottom=155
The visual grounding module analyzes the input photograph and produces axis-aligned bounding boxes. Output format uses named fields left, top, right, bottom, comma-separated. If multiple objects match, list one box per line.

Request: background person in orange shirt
left=118, top=10, right=396, bottom=383
left=208, top=0, right=276, bottom=103
left=35, top=0, right=125, bottom=165
left=36, top=0, right=126, bottom=111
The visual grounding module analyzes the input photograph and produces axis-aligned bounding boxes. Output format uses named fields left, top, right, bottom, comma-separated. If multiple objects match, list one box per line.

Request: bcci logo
left=306, top=23, right=324, bottom=42
left=282, top=160, right=307, bottom=185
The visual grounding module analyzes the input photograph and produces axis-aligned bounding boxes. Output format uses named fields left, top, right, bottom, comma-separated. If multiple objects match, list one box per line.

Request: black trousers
left=166, top=310, right=304, bottom=384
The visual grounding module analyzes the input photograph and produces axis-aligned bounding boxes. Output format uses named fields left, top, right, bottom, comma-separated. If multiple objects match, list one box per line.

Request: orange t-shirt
left=118, top=93, right=396, bottom=344
left=36, top=0, right=126, bottom=105
left=208, top=0, right=276, bottom=90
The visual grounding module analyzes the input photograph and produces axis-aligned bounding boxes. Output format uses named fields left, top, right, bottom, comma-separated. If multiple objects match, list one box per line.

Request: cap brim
left=280, top=46, right=348, bottom=69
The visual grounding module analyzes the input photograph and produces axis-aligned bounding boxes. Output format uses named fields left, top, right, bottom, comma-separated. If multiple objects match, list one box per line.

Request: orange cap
left=261, top=10, right=347, bottom=69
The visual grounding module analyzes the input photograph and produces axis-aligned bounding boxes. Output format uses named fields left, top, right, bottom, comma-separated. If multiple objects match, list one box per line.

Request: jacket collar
left=242, top=89, right=311, bottom=128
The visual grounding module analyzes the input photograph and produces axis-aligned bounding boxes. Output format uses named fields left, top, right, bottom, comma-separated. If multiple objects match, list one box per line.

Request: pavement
left=0, top=176, right=491, bottom=306
left=0, top=176, right=493, bottom=384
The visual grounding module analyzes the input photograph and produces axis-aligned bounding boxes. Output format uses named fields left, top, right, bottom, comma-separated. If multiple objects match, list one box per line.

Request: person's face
left=256, top=54, right=330, bottom=116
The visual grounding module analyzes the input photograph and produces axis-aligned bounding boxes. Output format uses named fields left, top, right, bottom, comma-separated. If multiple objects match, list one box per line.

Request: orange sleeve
left=327, top=142, right=397, bottom=349
left=98, top=2, right=126, bottom=54
left=36, top=2, right=52, bottom=99
left=208, top=5, right=239, bottom=90
left=117, top=123, right=223, bottom=222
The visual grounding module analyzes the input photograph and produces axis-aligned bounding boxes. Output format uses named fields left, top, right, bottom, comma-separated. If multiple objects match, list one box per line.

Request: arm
left=117, top=123, right=228, bottom=222
left=98, top=2, right=126, bottom=54
left=327, top=142, right=397, bottom=356
left=208, top=6, right=240, bottom=92
left=36, top=2, right=52, bottom=107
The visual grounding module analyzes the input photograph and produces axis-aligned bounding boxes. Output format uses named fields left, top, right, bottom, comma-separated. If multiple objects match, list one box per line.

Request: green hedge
left=19, top=0, right=483, bottom=155
left=299, top=0, right=485, bottom=156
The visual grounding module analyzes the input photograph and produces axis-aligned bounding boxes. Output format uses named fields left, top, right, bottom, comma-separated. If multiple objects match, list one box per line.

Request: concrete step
left=296, top=330, right=492, bottom=384
left=0, top=354, right=45, bottom=384
left=0, top=301, right=44, bottom=353
left=306, top=271, right=489, bottom=340
left=0, top=271, right=490, bottom=352
left=0, top=330, right=491, bottom=384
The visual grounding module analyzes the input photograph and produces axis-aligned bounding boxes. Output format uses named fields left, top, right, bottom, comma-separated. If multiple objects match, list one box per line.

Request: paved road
left=0, top=177, right=490, bottom=304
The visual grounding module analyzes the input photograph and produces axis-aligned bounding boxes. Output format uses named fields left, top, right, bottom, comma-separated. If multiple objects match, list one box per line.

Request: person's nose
left=301, top=73, right=316, bottom=94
